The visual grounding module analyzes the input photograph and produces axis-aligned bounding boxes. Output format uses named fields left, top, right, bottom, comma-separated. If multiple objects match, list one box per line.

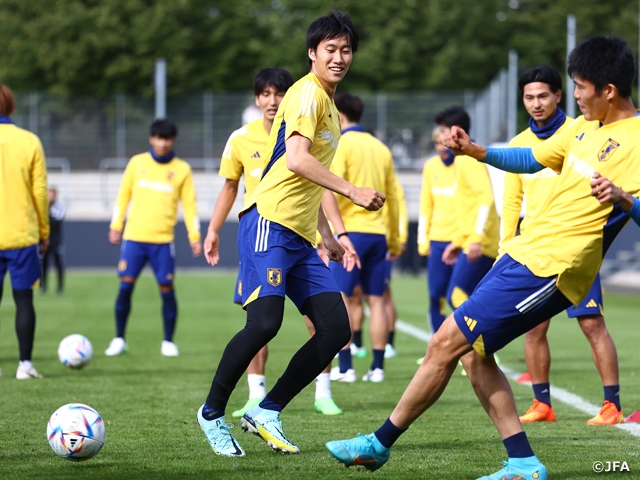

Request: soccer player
left=107, top=119, right=202, bottom=357
left=197, top=10, right=385, bottom=458
left=0, top=84, right=49, bottom=379
left=328, top=93, right=401, bottom=383
left=41, top=186, right=66, bottom=295
left=503, top=65, right=622, bottom=425
left=326, top=36, right=640, bottom=479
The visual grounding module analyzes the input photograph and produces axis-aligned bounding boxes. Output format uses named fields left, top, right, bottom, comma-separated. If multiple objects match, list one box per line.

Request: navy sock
left=371, top=349, right=385, bottom=370
left=201, top=402, right=224, bottom=420
left=604, top=385, right=621, bottom=410
left=161, top=289, right=178, bottom=341
left=115, top=282, right=134, bottom=338
left=503, top=431, right=534, bottom=458
left=532, top=382, right=551, bottom=406
left=259, top=395, right=283, bottom=412
left=338, top=349, right=352, bottom=373
left=387, top=331, right=395, bottom=347
left=374, top=417, right=406, bottom=449
left=352, top=330, right=362, bottom=348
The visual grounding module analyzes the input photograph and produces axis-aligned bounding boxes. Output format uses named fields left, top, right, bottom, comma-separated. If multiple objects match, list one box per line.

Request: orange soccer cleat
left=519, top=399, right=556, bottom=423
left=587, top=401, right=623, bottom=425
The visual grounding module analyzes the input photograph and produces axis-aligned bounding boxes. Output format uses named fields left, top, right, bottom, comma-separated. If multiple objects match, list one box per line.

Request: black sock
left=13, top=289, right=36, bottom=361
left=352, top=330, right=362, bottom=348
left=387, top=331, right=395, bottom=346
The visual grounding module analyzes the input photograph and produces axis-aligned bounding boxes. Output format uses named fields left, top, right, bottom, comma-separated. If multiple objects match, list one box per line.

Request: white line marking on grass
left=396, top=319, right=640, bottom=438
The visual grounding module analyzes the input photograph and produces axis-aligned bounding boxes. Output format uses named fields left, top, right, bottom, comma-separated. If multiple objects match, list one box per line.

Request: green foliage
left=0, top=0, right=638, bottom=95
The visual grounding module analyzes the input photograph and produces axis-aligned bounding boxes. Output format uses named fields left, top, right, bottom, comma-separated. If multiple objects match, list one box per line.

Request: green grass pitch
left=0, top=272, right=639, bottom=479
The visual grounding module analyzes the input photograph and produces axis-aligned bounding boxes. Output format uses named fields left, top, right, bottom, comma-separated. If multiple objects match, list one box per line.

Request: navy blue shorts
left=453, top=254, right=572, bottom=357
left=384, top=259, right=393, bottom=286
left=0, top=245, right=41, bottom=290
left=447, top=252, right=495, bottom=308
left=330, top=233, right=387, bottom=296
left=118, top=240, right=175, bottom=285
left=566, top=273, right=603, bottom=317
left=238, top=207, right=339, bottom=310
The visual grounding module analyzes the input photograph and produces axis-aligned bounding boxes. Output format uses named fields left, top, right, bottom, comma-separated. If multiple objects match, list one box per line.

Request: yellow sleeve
left=384, top=162, right=401, bottom=256
left=180, top=167, right=201, bottom=242
left=396, top=178, right=408, bottom=245
left=219, top=135, right=243, bottom=180
left=417, top=163, right=433, bottom=255
left=500, top=173, right=523, bottom=251
left=532, top=119, right=578, bottom=173
left=284, top=83, right=323, bottom=143
left=461, top=159, right=495, bottom=245
left=31, top=136, right=49, bottom=240
left=110, top=160, right=134, bottom=231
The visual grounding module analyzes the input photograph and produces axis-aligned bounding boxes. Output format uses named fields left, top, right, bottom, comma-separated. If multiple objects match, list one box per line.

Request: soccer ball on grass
left=58, top=334, right=93, bottom=369
left=47, top=403, right=105, bottom=461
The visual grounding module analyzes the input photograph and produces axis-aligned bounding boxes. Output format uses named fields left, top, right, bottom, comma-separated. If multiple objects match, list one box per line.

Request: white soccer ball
left=58, top=334, right=93, bottom=369
left=47, top=403, right=106, bottom=461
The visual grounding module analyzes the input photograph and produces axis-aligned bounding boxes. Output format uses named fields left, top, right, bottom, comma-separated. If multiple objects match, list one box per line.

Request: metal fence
left=12, top=76, right=511, bottom=171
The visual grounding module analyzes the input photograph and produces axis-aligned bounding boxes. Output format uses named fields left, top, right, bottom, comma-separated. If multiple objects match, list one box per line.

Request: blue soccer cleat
left=326, top=433, right=390, bottom=472
left=241, top=406, right=299, bottom=453
left=477, top=457, right=548, bottom=480
left=196, top=405, right=245, bottom=457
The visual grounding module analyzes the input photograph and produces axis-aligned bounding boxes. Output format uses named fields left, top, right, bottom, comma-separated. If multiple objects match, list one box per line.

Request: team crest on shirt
left=267, top=268, right=282, bottom=286
left=598, top=138, right=620, bottom=162
left=318, top=130, right=339, bottom=149
left=167, top=171, right=175, bottom=180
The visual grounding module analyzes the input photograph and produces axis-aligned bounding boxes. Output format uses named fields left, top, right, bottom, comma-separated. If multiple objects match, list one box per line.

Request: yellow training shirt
left=417, top=156, right=457, bottom=255
left=501, top=117, right=573, bottom=252
left=219, top=117, right=270, bottom=208
left=330, top=127, right=401, bottom=255
left=504, top=115, right=640, bottom=305
left=0, top=123, right=49, bottom=250
left=110, top=152, right=201, bottom=244
left=453, top=156, right=500, bottom=258
left=247, top=72, right=341, bottom=244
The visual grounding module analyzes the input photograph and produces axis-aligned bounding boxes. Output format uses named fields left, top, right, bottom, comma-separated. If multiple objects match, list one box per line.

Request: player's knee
left=302, top=293, right=351, bottom=346
left=159, top=283, right=174, bottom=294
left=245, top=297, right=284, bottom=341
left=578, top=315, right=607, bottom=342
left=120, top=276, right=136, bottom=285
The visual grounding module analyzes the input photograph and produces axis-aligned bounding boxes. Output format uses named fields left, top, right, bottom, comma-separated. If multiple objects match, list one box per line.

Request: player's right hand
left=203, top=230, right=220, bottom=266
left=442, top=242, right=461, bottom=265
left=39, top=238, right=49, bottom=254
left=350, top=187, right=385, bottom=211
left=441, top=126, right=471, bottom=156
left=108, top=229, right=122, bottom=245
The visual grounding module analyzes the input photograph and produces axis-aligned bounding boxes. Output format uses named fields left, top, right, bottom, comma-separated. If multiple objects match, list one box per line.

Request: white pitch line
left=395, top=319, right=640, bottom=438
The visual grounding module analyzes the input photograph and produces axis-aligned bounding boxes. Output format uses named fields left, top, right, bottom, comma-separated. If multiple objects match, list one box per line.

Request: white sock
left=19, top=360, right=33, bottom=370
left=315, top=373, right=332, bottom=400
left=247, top=374, right=266, bottom=399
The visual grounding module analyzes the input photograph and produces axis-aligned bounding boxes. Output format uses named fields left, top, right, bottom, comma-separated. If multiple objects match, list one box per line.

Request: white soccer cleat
left=329, top=366, right=356, bottom=383
left=105, top=337, right=128, bottom=356
left=16, top=363, right=43, bottom=380
left=161, top=340, right=180, bottom=357
left=197, top=405, right=245, bottom=457
left=384, top=344, right=397, bottom=359
left=362, top=368, right=384, bottom=383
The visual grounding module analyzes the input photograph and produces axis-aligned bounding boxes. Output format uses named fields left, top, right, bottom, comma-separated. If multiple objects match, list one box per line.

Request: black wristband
left=337, top=232, right=349, bottom=238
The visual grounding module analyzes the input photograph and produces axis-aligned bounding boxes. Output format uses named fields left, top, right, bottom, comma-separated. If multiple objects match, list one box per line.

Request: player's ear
left=308, top=48, right=316, bottom=64
left=255, top=96, right=260, bottom=108
left=604, top=84, right=616, bottom=101
left=555, top=89, right=562, bottom=104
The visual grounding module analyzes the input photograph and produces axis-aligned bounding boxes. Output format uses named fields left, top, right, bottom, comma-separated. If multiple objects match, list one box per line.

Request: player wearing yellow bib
left=0, top=85, right=49, bottom=380
left=327, top=93, right=400, bottom=383
left=503, top=66, right=622, bottom=426
left=327, top=36, right=640, bottom=479
left=198, top=11, right=385, bottom=458
left=107, top=119, right=202, bottom=358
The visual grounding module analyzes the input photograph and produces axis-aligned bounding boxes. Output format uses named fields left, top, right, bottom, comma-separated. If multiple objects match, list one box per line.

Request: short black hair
left=334, top=93, right=364, bottom=123
left=306, top=10, right=359, bottom=65
left=253, top=68, right=294, bottom=96
left=434, top=106, right=471, bottom=133
left=568, top=36, right=636, bottom=99
left=518, top=65, right=563, bottom=95
left=150, top=119, right=178, bottom=139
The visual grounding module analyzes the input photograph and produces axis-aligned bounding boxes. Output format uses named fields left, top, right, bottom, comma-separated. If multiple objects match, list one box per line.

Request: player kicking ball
left=326, top=36, right=640, bottom=479
left=197, top=10, right=385, bottom=458
left=107, top=119, right=202, bottom=357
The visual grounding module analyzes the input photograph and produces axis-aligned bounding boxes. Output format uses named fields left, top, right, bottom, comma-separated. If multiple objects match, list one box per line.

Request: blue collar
left=149, top=149, right=175, bottom=164
left=0, top=115, right=16, bottom=125
left=341, top=125, right=367, bottom=134
left=529, top=108, right=567, bottom=139
left=441, top=152, right=454, bottom=167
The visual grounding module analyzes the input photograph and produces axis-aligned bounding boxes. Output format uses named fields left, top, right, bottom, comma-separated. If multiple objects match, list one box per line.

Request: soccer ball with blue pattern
left=47, top=403, right=106, bottom=461
left=58, top=334, right=93, bottom=369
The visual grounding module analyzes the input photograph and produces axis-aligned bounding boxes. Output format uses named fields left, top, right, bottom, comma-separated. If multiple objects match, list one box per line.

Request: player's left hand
left=337, top=235, right=361, bottom=272
left=442, top=243, right=461, bottom=265
left=591, top=172, right=633, bottom=208
left=323, top=235, right=345, bottom=264
left=39, top=238, right=49, bottom=254
left=190, top=241, right=202, bottom=257
left=467, top=243, right=482, bottom=263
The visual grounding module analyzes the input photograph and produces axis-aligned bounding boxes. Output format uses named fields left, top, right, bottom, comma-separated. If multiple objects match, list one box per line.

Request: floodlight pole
left=566, top=15, right=576, bottom=118
left=155, top=58, right=167, bottom=119
left=507, top=50, right=518, bottom=140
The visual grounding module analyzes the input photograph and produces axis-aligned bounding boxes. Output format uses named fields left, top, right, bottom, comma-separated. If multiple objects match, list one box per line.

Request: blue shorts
left=566, top=273, right=603, bottom=317
left=330, top=233, right=387, bottom=296
left=233, top=270, right=243, bottom=304
left=118, top=240, right=175, bottom=285
left=384, top=259, right=393, bottom=286
left=238, top=207, right=340, bottom=310
left=0, top=245, right=41, bottom=290
left=447, top=252, right=495, bottom=308
left=453, top=254, right=572, bottom=357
